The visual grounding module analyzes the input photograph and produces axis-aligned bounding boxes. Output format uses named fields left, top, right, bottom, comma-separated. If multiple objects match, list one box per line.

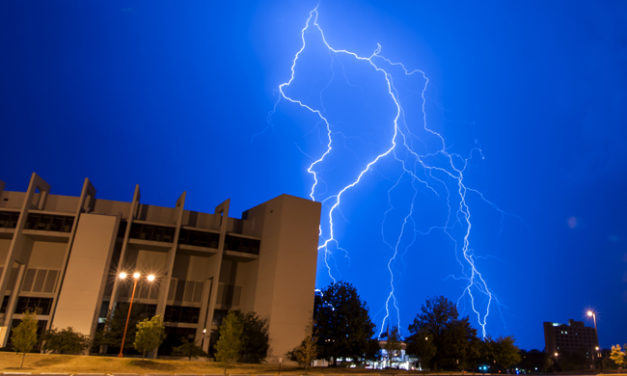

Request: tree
left=610, top=344, right=625, bottom=368
left=10, top=311, right=38, bottom=368
left=172, top=338, right=207, bottom=360
left=288, top=322, right=318, bottom=370
left=406, top=328, right=436, bottom=369
left=479, top=336, right=521, bottom=371
left=215, top=311, right=243, bottom=374
left=406, top=296, right=478, bottom=370
left=238, top=312, right=269, bottom=363
left=518, top=349, right=546, bottom=373
left=364, top=338, right=383, bottom=363
left=439, top=317, right=479, bottom=370
left=93, top=301, right=150, bottom=353
left=43, top=327, right=90, bottom=354
left=314, top=281, right=375, bottom=365
left=133, top=315, right=165, bottom=357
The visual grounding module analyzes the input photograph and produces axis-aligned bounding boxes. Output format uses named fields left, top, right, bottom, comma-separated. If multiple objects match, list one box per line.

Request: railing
left=0, top=211, right=19, bottom=229
left=129, top=222, right=175, bottom=243
left=179, top=228, right=219, bottom=248
left=225, top=235, right=260, bottom=255
left=24, top=213, right=73, bottom=232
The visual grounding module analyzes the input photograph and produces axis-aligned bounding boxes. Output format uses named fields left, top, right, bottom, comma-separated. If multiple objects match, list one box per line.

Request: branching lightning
left=277, top=6, right=498, bottom=338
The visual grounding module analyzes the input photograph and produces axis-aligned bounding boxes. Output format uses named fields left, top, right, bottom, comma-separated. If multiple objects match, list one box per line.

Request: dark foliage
left=171, top=338, right=207, bottom=360
left=406, top=296, right=477, bottom=370
left=238, top=312, right=269, bottom=363
left=43, top=327, right=90, bottom=354
left=93, top=302, right=152, bottom=354
left=314, top=281, right=375, bottom=365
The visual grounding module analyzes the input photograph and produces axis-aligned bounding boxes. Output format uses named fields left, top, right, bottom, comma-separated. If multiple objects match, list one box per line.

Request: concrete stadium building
left=0, top=173, right=320, bottom=358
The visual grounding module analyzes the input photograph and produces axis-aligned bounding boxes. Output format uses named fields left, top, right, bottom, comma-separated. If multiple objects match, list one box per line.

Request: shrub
left=43, top=327, right=90, bottom=354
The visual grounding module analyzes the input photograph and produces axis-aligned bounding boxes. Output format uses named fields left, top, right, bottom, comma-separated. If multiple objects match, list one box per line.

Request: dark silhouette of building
left=543, top=319, right=598, bottom=359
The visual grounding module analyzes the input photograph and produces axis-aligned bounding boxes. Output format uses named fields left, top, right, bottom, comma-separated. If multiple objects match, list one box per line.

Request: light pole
left=586, top=310, right=599, bottom=346
left=117, top=271, right=155, bottom=357
left=587, top=310, right=599, bottom=369
left=586, top=310, right=597, bottom=334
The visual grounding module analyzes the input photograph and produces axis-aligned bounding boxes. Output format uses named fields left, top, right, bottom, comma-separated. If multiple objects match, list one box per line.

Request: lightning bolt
left=278, top=6, right=497, bottom=338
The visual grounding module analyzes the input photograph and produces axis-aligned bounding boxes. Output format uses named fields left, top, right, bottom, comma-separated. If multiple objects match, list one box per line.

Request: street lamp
left=586, top=310, right=597, bottom=331
left=586, top=310, right=599, bottom=345
left=587, top=310, right=600, bottom=369
left=117, top=271, right=155, bottom=357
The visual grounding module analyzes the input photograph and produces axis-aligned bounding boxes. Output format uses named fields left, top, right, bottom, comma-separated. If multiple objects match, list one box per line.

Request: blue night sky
left=1, top=1, right=626, bottom=350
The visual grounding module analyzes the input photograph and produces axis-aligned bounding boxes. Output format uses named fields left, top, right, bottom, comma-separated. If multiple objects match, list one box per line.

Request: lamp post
left=586, top=310, right=599, bottom=347
left=117, top=271, right=155, bottom=357
left=587, top=310, right=599, bottom=369
left=200, top=328, right=207, bottom=350
left=586, top=310, right=597, bottom=334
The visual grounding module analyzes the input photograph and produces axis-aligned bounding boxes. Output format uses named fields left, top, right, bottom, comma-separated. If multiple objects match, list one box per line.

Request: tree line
left=9, top=281, right=624, bottom=372
left=291, top=281, right=522, bottom=371
left=290, top=281, right=626, bottom=372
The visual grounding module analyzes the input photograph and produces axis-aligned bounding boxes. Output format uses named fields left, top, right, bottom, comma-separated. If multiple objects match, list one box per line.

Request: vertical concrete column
left=3, top=264, right=26, bottom=325
left=0, top=173, right=50, bottom=345
left=203, top=199, right=230, bottom=348
left=47, top=178, right=96, bottom=329
left=196, top=277, right=213, bottom=350
left=107, top=184, right=141, bottom=315
left=155, top=192, right=186, bottom=317
left=0, top=180, right=5, bottom=199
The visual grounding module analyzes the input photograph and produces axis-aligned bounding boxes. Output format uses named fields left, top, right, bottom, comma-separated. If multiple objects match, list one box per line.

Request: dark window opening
left=0, top=211, right=19, bottom=229
left=15, top=296, right=53, bottom=315
left=224, top=235, right=260, bottom=255
left=117, top=220, right=128, bottom=238
left=164, top=305, right=200, bottom=324
left=179, top=228, right=219, bottom=248
left=25, top=213, right=73, bottom=232
left=129, top=223, right=175, bottom=243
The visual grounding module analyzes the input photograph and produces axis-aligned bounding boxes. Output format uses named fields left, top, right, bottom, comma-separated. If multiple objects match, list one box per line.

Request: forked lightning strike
left=278, top=6, right=496, bottom=338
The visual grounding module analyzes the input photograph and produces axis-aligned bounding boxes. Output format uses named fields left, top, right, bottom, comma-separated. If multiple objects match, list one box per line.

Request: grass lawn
left=3, top=353, right=625, bottom=376
left=0, top=353, right=427, bottom=375
left=0, top=353, right=288, bottom=374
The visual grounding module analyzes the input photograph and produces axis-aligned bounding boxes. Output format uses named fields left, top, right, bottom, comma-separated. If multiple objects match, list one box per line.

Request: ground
left=0, top=353, right=625, bottom=376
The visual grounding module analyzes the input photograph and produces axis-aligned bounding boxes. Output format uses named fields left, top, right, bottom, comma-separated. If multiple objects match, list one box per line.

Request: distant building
left=366, top=339, right=418, bottom=370
left=543, top=319, right=598, bottom=358
left=0, top=173, right=320, bottom=359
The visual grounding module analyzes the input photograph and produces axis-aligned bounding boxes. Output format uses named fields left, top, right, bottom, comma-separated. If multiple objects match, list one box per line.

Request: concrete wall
left=0, top=192, right=26, bottom=210
left=247, top=194, right=321, bottom=360
left=93, top=199, right=131, bottom=218
left=51, top=213, right=118, bottom=336
left=41, top=195, right=79, bottom=213
left=27, top=240, right=66, bottom=269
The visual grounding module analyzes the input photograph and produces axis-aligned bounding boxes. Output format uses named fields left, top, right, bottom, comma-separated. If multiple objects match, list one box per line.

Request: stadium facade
left=0, top=173, right=320, bottom=358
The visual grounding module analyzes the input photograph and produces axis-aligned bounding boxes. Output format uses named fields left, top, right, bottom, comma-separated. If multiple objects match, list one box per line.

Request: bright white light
left=133, top=272, right=141, bottom=280
left=587, top=310, right=594, bottom=317
left=146, top=274, right=156, bottom=282
left=118, top=272, right=128, bottom=280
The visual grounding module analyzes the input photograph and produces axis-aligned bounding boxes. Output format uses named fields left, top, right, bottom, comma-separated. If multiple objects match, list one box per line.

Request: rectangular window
left=179, top=229, right=220, bottom=248
left=25, top=213, right=73, bottom=232
left=15, top=297, right=53, bottom=315
left=0, top=211, right=19, bottom=228
left=129, top=223, right=175, bottom=243
left=224, top=235, right=260, bottom=255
